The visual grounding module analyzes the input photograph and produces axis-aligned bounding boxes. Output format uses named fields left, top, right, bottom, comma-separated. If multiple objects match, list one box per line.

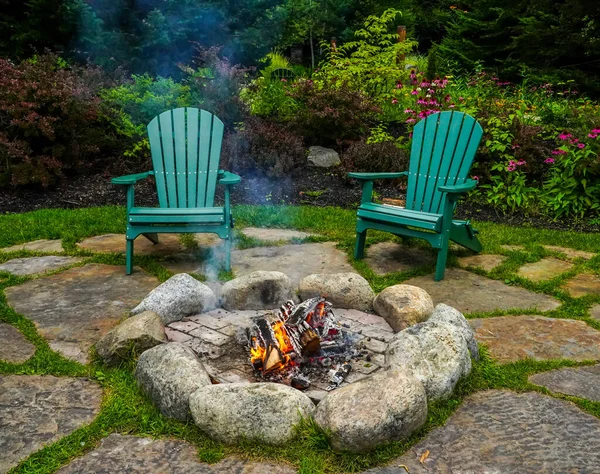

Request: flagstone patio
left=1, top=231, right=600, bottom=473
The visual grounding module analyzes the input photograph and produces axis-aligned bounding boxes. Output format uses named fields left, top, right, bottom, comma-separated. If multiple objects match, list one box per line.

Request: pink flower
left=558, top=133, right=572, bottom=140
left=552, top=149, right=567, bottom=155
left=458, top=96, right=465, bottom=101
left=472, top=176, right=479, bottom=181
left=281, top=78, right=287, bottom=82
left=507, top=165, right=516, bottom=172
left=391, top=98, right=398, bottom=104
left=404, top=109, right=414, bottom=114
left=405, top=118, right=416, bottom=124
left=448, top=104, right=455, bottom=108
left=512, top=143, right=520, bottom=149
left=411, top=89, right=419, bottom=95
left=588, top=133, right=598, bottom=138
left=544, top=158, right=555, bottom=164
left=517, top=160, right=526, bottom=166
left=591, top=128, right=600, bottom=133
left=396, top=81, right=403, bottom=89
left=578, top=143, right=586, bottom=149
left=409, top=132, right=413, bottom=138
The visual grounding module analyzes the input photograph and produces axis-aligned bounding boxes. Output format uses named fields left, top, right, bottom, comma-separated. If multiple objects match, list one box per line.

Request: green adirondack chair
left=350, top=111, right=484, bottom=281
left=111, top=108, right=240, bottom=275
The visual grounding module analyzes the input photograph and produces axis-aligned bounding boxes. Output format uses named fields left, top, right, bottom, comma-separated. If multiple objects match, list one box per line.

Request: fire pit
left=247, top=297, right=360, bottom=391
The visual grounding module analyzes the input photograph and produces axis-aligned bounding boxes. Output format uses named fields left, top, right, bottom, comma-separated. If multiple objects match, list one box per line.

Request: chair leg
left=434, top=246, right=448, bottom=281
left=225, top=232, right=232, bottom=272
left=126, top=239, right=134, bottom=275
left=142, top=233, right=159, bottom=245
left=354, top=230, right=367, bottom=259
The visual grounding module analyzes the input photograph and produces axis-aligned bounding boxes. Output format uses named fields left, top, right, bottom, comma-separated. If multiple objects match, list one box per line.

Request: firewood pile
left=247, top=297, right=359, bottom=391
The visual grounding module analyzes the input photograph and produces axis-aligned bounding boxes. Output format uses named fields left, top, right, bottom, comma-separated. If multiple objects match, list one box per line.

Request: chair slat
left=412, top=114, right=440, bottom=211
left=158, top=111, right=178, bottom=208
left=196, top=110, right=213, bottom=207
left=147, top=117, right=168, bottom=207
left=186, top=108, right=199, bottom=207
left=445, top=115, right=477, bottom=188
left=429, top=112, right=467, bottom=213
left=204, top=116, right=224, bottom=207
left=421, top=112, right=452, bottom=211
left=405, top=121, right=425, bottom=210
left=173, top=108, right=187, bottom=208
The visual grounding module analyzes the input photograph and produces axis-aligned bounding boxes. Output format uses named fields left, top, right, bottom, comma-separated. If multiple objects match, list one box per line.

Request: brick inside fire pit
left=165, top=305, right=394, bottom=400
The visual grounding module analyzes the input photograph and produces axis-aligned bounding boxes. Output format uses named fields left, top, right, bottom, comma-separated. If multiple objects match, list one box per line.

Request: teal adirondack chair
left=111, top=108, right=240, bottom=275
left=350, top=111, right=483, bottom=281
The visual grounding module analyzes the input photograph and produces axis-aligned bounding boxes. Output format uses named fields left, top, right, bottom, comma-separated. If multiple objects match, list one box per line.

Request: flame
left=250, top=321, right=296, bottom=373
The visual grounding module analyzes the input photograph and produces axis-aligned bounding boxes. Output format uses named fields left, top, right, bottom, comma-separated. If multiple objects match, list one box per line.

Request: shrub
left=0, top=54, right=112, bottom=187
left=287, top=79, right=381, bottom=146
left=222, top=117, right=305, bottom=177
left=341, top=139, right=409, bottom=173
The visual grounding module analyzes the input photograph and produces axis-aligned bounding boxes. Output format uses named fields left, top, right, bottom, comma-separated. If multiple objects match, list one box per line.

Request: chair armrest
left=111, top=171, right=154, bottom=186
left=348, top=172, right=408, bottom=180
left=218, top=171, right=241, bottom=186
left=438, top=179, right=478, bottom=194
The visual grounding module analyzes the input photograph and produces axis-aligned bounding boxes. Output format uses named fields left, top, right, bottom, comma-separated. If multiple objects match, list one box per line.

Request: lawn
left=1, top=204, right=600, bottom=473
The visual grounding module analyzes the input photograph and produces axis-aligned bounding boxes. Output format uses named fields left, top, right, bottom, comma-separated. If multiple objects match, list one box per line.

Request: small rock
left=95, top=311, right=166, bottom=366
left=135, top=343, right=211, bottom=420
left=428, top=303, right=479, bottom=360
left=386, top=321, right=471, bottom=401
left=221, top=271, right=293, bottom=310
left=132, top=274, right=217, bottom=324
left=298, top=273, right=375, bottom=311
left=189, top=383, right=315, bottom=445
left=373, top=284, right=434, bottom=332
left=307, top=146, right=341, bottom=167
left=314, top=367, right=427, bottom=452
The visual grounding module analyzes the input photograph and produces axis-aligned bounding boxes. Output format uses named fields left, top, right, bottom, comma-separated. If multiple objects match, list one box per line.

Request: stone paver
left=530, top=364, right=600, bottom=401
left=0, top=256, right=82, bottom=276
left=564, top=272, right=600, bottom=297
left=364, top=242, right=435, bottom=275
left=233, top=242, right=354, bottom=288
left=544, top=245, right=596, bottom=260
left=404, top=269, right=560, bottom=314
left=367, top=390, right=600, bottom=473
left=0, top=323, right=35, bottom=363
left=57, top=434, right=296, bottom=474
left=77, top=233, right=220, bottom=256
left=517, top=257, right=573, bottom=282
left=457, top=254, right=507, bottom=272
left=240, top=227, right=315, bottom=242
left=5, top=264, right=158, bottom=364
left=0, top=375, right=102, bottom=473
left=591, top=304, right=600, bottom=321
left=469, top=315, right=600, bottom=363
left=500, top=244, right=525, bottom=252
left=0, top=239, right=63, bottom=253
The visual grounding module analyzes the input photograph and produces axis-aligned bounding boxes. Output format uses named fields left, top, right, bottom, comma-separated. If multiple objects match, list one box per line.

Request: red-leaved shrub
left=222, top=116, right=305, bottom=177
left=0, top=54, right=112, bottom=187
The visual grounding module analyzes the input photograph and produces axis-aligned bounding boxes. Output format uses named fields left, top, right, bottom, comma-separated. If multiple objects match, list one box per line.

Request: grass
left=1, top=204, right=600, bottom=473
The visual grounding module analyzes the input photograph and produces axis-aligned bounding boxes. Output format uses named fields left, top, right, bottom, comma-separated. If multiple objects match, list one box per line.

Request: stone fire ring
left=96, top=272, right=477, bottom=453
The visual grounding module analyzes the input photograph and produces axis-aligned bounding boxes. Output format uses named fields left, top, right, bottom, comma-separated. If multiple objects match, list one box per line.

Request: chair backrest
left=147, top=107, right=224, bottom=209
left=405, top=111, right=483, bottom=214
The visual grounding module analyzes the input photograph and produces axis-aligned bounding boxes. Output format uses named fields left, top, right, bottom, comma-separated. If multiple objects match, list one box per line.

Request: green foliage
left=316, top=8, right=417, bottom=101
left=100, top=74, right=192, bottom=167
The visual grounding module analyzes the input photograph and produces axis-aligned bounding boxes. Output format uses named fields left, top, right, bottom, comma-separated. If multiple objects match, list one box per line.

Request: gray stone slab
left=544, top=245, right=596, bottom=260
left=78, top=233, right=220, bottom=256
left=0, top=239, right=63, bottom=253
left=239, top=227, right=315, bottom=242
left=364, top=242, right=435, bottom=275
left=56, top=433, right=296, bottom=474
left=458, top=254, right=507, bottom=272
left=517, top=257, right=573, bottom=283
left=592, top=304, right=600, bottom=321
left=366, top=390, right=600, bottom=474
left=0, top=323, right=35, bottom=363
left=469, top=315, right=600, bottom=363
left=188, top=326, right=231, bottom=346
left=564, top=273, right=600, bottom=297
left=404, top=269, right=561, bottom=314
left=0, top=375, right=102, bottom=473
left=0, top=256, right=82, bottom=276
left=529, top=365, right=600, bottom=401
left=232, top=242, right=354, bottom=288
left=4, top=264, right=158, bottom=364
